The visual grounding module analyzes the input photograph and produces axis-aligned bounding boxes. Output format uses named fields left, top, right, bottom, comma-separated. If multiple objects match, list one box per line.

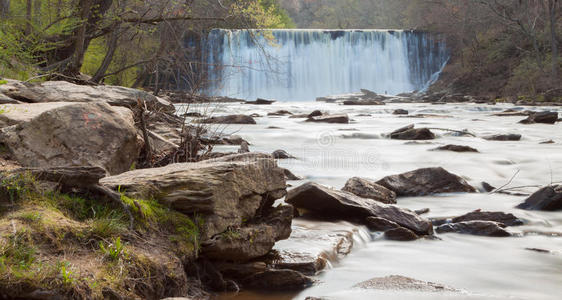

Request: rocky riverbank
left=0, top=79, right=561, bottom=300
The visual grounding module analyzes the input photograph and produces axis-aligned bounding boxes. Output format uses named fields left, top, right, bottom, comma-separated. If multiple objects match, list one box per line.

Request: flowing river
left=180, top=101, right=562, bottom=300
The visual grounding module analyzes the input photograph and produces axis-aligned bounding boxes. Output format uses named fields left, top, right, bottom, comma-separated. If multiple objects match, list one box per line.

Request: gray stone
left=516, top=185, right=562, bottom=211
left=342, top=177, right=396, bottom=204
left=376, top=167, right=476, bottom=196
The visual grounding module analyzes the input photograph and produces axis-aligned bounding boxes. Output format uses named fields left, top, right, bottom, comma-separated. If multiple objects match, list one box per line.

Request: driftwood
left=9, top=166, right=135, bottom=229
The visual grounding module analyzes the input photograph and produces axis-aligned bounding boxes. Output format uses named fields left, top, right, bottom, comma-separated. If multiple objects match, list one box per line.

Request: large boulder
left=100, top=154, right=287, bottom=239
left=452, top=210, right=524, bottom=226
left=516, top=185, right=562, bottom=211
left=0, top=79, right=174, bottom=112
left=342, top=177, right=397, bottom=204
left=201, top=224, right=277, bottom=262
left=285, top=182, right=433, bottom=235
left=435, top=221, right=511, bottom=237
left=375, top=167, right=476, bottom=196
left=390, top=125, right=435, bottom=140
left=0, top=102, right=139, bottom=175
left=306, top=114, right=349, bottom=124
left=519, top=112, right=559, bottom=124
left=200, top=115, right=256, bottom=124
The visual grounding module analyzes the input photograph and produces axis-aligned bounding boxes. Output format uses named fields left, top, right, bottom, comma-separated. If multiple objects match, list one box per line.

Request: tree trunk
left=92, top=27, right=120, bottom=83
left=548, top=0, right=559, bottom=81
left=0, top=0, right=9, bottom=18
left=25, top=0, right=32, bottom=35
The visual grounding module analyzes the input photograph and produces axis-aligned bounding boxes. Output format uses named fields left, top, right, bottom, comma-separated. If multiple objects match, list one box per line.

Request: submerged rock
left=435, top=221, right=511, bottom=237
left=306, top=114, right=349, bottom=124
left=268, top=110, right=293, bottom=116
left=240, top=269, right=313, bottom=291
left=286, top=182, right=433, bottom=235
left=353, top=275, right=459, bottom=292
left=384, top=227, right=419, bottom=241
left=375, top=167, right=476, bottom=196
left=393, top=109, right=409, bottom=115
left=452, top=210, right=524, bottom=226
left=516, top=185, right=562, bottom=211
left=0, top=102, right=139, bottom=175
left=200, top=114, right=256, bottom=124
left=101, top=153, right=287, bottom=239
left=483, top=134, right=521, bottom=141
left=519, top=112, right=559, bottom=124
left=342, top=177, right=397, bottom=204
left=431, top=144, right=479, bottom=153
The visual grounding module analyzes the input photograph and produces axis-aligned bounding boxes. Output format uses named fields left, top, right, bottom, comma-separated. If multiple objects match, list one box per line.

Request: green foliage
left=58, top=261, right=75, bottom=285
left=220, top=228, right=241, bottom=240
left=0, top=230, right=36, bottom=271
left=16, top=212, right=42, bottom=224
left=99, top=237, right=126, bottom=261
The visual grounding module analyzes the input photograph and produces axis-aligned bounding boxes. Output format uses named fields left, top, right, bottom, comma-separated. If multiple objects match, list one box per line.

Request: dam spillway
left=202, top=29, right=449, bottom=101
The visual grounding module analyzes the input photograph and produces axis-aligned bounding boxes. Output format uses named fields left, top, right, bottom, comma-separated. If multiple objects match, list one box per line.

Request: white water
left=203, top=30, right=448, bottom=101
left=181, top=102, right=562, bottom=300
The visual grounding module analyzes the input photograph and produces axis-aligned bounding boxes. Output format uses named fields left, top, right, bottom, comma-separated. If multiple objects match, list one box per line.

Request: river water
left=181, top=102, right=562, bottom=300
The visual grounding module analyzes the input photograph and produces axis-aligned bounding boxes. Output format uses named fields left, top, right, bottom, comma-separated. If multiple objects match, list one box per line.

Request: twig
left=425, top=127, right=476, bottom=137
left=490, top=169, right=521, bottom=194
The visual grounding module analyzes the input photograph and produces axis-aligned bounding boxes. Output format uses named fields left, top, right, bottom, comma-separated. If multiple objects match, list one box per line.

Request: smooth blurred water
left=203, top=30, right=448, bottom=101
left=183, top=102, right=562, bottom=300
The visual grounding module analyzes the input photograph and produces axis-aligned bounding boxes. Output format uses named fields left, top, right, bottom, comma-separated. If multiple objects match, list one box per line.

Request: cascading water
left=202, top=29, right=449, bottom=101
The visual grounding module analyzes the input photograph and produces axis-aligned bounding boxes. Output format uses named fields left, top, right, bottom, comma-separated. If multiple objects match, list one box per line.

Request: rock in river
left=353, top=275, right=459, bottom=292
left=342, top=177, right=397, bottom=204
left=306, top=114, right=349, bottom=124
left=393, top=109, right=409, bottom=115
left=435, top=221, right=511, bottom=237
left=200, top=114, right=257, bottom=124
left=240, top=269, right=313, bottom=291
left=516, top=185, right=562, bottom=211
left=375, top=167, right=476, bottom=196
left=519, top=112, right=559, bottom=124
left=286, top=182, right=433, bottom=235
left=0, top=102, right=139, bottom=175
left=384, top=227, right=420, bottom=241
left=389, top=124, right=435, bottom=140
left=483, top=134, right=521, bottom=141
left=272, top=149, right=296, bottom=159
left=452, top=210, right=524, bottom=226
left=431, top=144, right=479, bottom=152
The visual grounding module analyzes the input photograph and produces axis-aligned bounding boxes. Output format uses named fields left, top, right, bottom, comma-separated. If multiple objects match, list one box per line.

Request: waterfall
left=202, top=29, right=449, bottom=101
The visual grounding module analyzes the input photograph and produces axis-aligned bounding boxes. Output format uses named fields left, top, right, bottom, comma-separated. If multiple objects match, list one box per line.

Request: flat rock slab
left=452, top=210, right=524, bottom=226
left=431, top=144, right=479, bottom=152
left=483, top=134, right=521, bottom=141
left=353, top=275, right=459, bottom=293
left=0, top=79, right=174, bottom=112
left=271, top=219, right=360, bottom=275
left=306, top=114, right=350, bottom=124
left=101, top=154, right=286, bottom=239
left=435, top=221, right=511, bottom=237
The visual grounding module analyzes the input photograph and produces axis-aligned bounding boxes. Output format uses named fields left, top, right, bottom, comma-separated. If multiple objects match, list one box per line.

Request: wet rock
left=306, top=114, right=349, bottom=124
left=415, top=208, right=430, bottom=215
left=308, top=110, right=323, bottom=118
left=431, top=145, right=479, bottom=152
left=245, top=98, right=275, bottom=105
left=181, top=112, right=203, bottom=118
left=516, top=185, right=562, bottom=211
left=241, top=269, right=313, bottom=291
left=519, top=112, right=559, bottom=124
left=272, top=149, right=296, bottom=159
left=101, top=153, right=287, bottom=240
left=384, top=227, right=420, bottom=241
left=389, top=125, right=435, bottom=140
left=200, top=114, right=256, bottom=124
left=237, top=141, right=250, bottom=153
left=268, top=110, right=293, bottom=116
left=263, top=205, right=294, bottom=241
left=343, top=99, right=385, bottom=105
left=271, top=220, right=357, bottom=275
left=286, top=182, right=433, bottom=235
left=483, top=134, right=521, bottom=141
left=540, top=140, right=555, bottom=144
left=493, top=110, right=533, bottom=117
left=452, top=210, right=524, bottom=226
left=375, top=167, right=476, bottom=196
left=393, top=109, right=409, bottom=115
left=0, top=79, right=174, bottom=112
left=249, top=113, right=262, bottom=118
left=0, top=102, right=139, bottom=175
left=365, top=217, right=400, bottom=231
left=353, top=275, right=459, bottom=292
left=342, top=177, right=397, bottom=204
left=435, top=221, right=511, bottom=237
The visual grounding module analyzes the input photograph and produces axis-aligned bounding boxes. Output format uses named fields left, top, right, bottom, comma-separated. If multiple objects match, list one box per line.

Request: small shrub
left=99, top=237, right=126, bottom=261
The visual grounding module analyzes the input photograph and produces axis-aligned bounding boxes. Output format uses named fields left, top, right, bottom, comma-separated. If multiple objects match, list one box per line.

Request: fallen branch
left=490, top=169, right=521, bottom=194
left=425, top=127, right=476, bottom=137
